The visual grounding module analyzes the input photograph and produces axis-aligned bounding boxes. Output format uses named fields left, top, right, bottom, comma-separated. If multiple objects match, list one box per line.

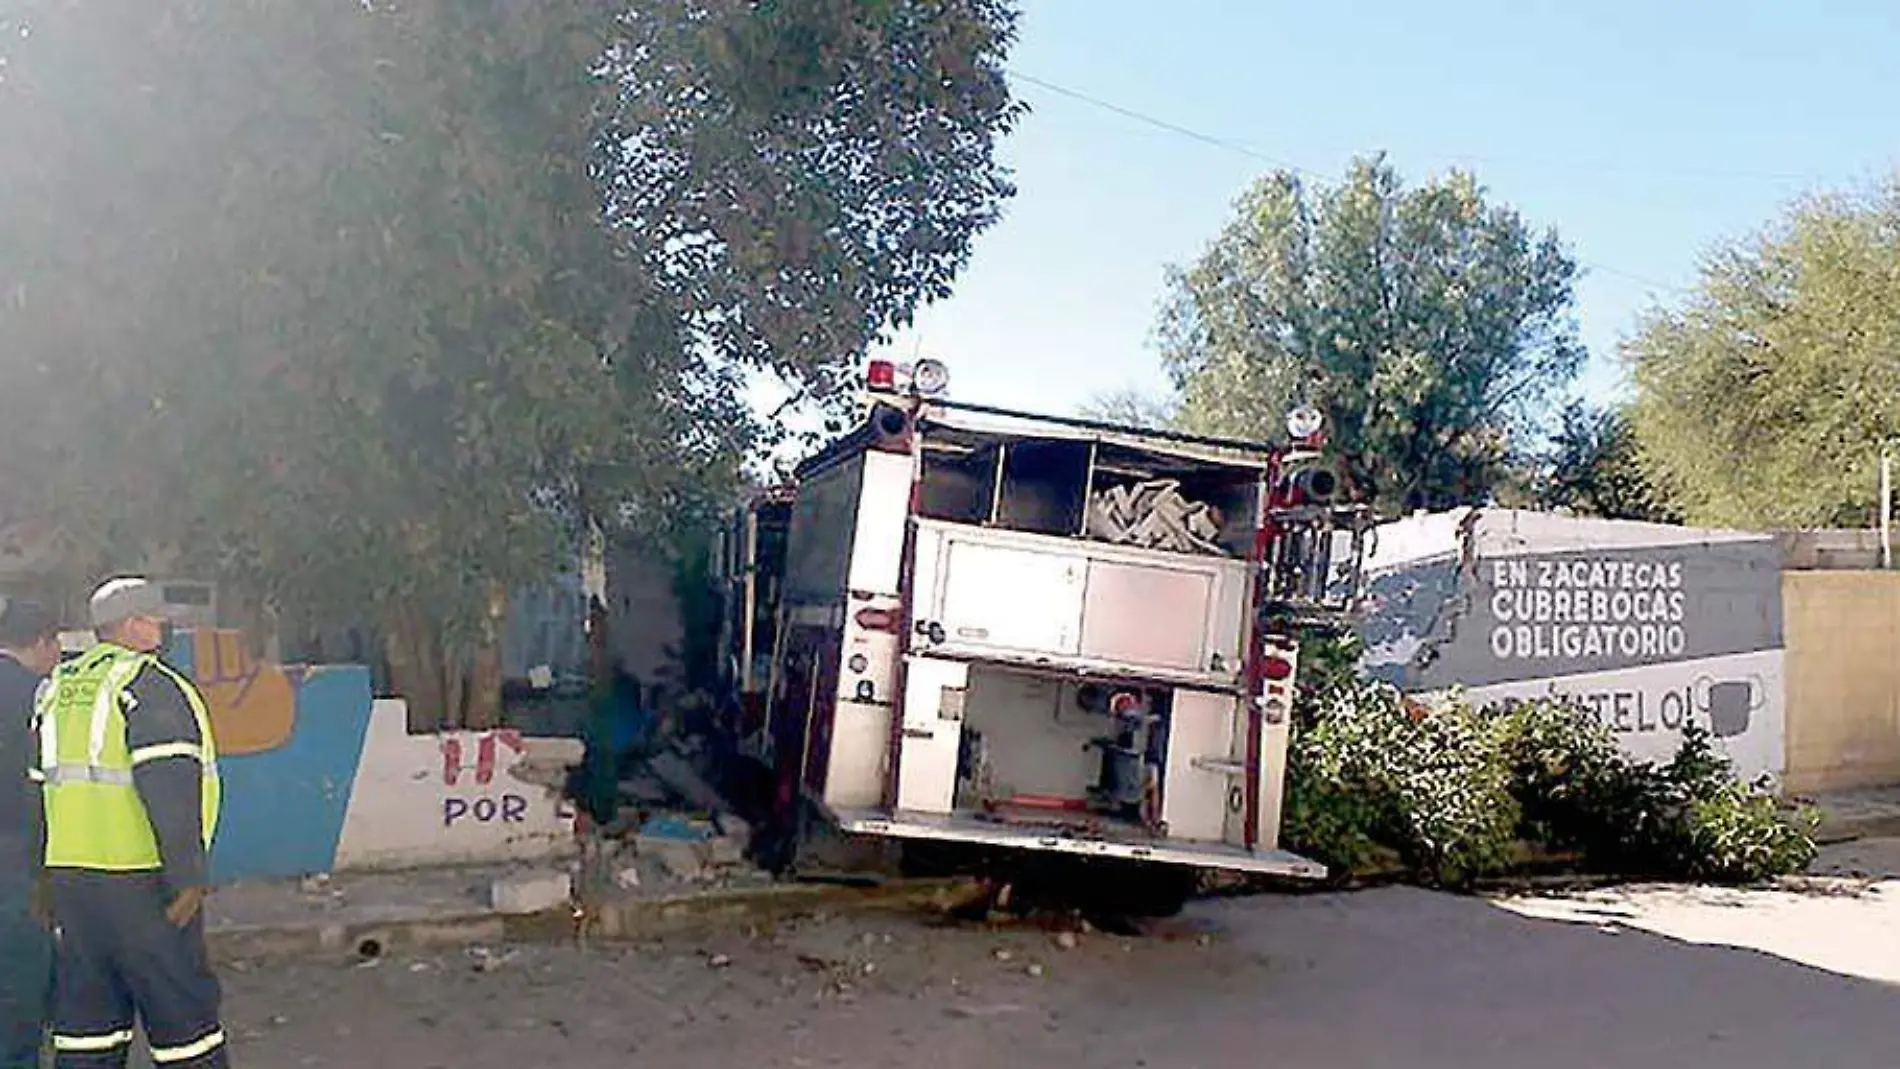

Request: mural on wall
left=166, top=629, right=579, bottom=884
left=438, top=731, right=537, bottom=828
left=190, top=629, right=298, bottom=755
left=1357, top=509, right=1787, bottom=783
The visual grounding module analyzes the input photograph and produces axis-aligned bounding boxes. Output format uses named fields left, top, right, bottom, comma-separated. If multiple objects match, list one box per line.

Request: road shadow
left=1139, top=886, right=1900, bottom=1069
left=1812, top=836, right=1900, bottom=882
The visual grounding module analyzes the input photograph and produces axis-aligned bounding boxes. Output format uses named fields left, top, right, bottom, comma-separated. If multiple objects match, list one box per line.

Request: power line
left=1002, top=67, right=1689, bottom=295
left=1002, top=69, right=1316, bottom=177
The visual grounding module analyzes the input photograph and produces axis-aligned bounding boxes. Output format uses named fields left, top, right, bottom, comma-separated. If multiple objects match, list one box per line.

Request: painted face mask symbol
left=1705, top=680, right=1753, bottom=739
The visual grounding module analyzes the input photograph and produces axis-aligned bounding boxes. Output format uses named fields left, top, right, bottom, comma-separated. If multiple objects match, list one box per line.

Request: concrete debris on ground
left=490, top=870, right=574, bottom=915
left=594, top=735, right=772, bottom=890
left=622, top=812, right=766, bottom=889
left=644, top=748, right=732, bottom=816
left=509, top=738, right=586, bottom=792
left=207, top=728, right=780, bottom=947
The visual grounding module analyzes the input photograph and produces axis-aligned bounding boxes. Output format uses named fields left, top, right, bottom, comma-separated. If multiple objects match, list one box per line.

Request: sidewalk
left=1803, top=785, right=1900, bottom=843
left=206, top=857, right=979, bottom=963
left=208, top=863, right=535, bottom=961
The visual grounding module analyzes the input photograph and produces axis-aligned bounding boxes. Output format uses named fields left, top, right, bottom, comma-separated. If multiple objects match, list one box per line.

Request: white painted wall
left=1465, top=649, right=1787, bottom=784
left=334, top=699, right=579, bottom=871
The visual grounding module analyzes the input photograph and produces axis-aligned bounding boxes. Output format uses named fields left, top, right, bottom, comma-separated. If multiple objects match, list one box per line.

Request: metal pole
left=1882, top=444, right=1893, bottom=570
left=1077, top=440, right=1098, bottom=537
left=987, top=441, right=1009, bottom=526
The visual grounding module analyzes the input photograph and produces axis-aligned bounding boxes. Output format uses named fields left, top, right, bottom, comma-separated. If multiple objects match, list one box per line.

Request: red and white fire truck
left=714, top=359, right=1370, bottom=910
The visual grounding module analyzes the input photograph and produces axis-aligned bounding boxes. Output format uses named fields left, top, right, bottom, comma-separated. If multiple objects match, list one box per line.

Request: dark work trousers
left=0, top=875, right=52, bottom=1069
left=46, top=872, right=227, bottom=1069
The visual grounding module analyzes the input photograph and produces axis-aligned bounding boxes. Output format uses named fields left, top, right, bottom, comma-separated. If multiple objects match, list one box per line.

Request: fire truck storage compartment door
left=930, top=537, right=1086, bottom=657
left=1161, top=688, right=1241, bottom=843
left=1078, top=560, right=1215, bottom=672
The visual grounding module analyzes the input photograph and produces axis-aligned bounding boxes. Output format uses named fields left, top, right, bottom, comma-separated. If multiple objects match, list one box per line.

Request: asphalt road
left=202, top=869, right=1900, bottom=1069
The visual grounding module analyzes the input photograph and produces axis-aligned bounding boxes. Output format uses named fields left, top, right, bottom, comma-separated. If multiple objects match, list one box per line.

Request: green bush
left=1292, top=632, right=1367, bottom=723
left=1284, top=685, right=1819, bottom=887
left=1487, top=696, right=1675, bottom=867
left=1490, top=699, right=1819, bottom=882
left=1285, top=681, right=1518, bottom=887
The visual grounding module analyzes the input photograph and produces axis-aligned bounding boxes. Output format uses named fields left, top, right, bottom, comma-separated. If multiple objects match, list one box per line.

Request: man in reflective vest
left=33, top=578, right=227, bottom=1068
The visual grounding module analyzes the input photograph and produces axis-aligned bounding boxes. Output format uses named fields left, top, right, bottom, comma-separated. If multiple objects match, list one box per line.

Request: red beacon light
left=864, top=357, right=948, bottom=397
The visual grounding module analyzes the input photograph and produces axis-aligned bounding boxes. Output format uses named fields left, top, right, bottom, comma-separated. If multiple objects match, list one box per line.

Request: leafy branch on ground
left=1282, top=641, right=1818, bottom=887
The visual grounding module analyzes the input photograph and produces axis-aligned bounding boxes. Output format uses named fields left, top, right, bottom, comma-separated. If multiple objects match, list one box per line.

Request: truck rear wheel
left=1087, top=861, right=1195, bottom=918
left=960, top=855, right=1197, bottom=920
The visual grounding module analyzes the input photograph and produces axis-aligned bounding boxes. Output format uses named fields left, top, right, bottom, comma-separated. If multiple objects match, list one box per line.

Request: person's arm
left=27, top=677, right=47, bottom=875
left=121, top=664, right=209, bottom=895
left=25, top=676, right=51, bottom=922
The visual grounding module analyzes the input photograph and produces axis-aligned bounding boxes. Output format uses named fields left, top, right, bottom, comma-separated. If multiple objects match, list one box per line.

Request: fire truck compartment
left=908, top=518, right=1251, bottom=687
left=938, top=665, right=1239, bottom=836
left=916, top=421, right=1267, bottom=557
left=854, top=655, right=1311, bottom=877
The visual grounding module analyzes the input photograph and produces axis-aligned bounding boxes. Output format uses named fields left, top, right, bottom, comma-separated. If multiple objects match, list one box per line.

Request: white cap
left=88, top=577, right=172, bottom=629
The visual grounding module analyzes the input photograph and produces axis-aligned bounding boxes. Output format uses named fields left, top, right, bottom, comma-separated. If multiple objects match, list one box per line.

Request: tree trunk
left=445, top=655, right=470, bottom=731
left=463, top=583, right=508, bottom=730
left=385, top=605, right=455, bottom=732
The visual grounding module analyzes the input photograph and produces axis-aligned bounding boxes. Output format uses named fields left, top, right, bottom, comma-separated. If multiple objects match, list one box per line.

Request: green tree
left=1157, top=155, right=1584, bottom=512
left=1078, top=389, right=1179, bottom=430
left=1533, top=400, right=1680, bottom=522
left=1625, top=178, right=1900, bottom=529
left=0, top=0, right=1023, bottom=724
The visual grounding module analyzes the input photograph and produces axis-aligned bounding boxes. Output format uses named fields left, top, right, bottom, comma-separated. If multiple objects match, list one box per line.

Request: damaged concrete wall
left=168, top=629, right=579, bottom=883
left=1357, top=509, right=1787, bottom=784
left=332, top=715, right=580, bottom=871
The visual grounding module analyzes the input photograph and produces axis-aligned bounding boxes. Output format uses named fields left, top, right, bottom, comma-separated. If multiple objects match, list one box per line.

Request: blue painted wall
left=167, top=635, right=378, bottom=883
left=207, top=666, right=375, bottom=883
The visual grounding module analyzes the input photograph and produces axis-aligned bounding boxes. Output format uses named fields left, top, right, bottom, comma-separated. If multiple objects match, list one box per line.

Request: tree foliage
left=1532, top=400, right=1680, bottom=523
left=1077, top=389, right=1179, bottom=431
left=1625, top=178, right=1900, bottom=529
left=0, top=0, right=1022, bottom=723
left=1158, top=155, right=1584, bottom=512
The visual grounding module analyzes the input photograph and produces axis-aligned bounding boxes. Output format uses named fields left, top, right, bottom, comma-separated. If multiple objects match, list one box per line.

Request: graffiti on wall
left=166, top=628, right=578, bottom=883
left=1357, top=510, right=1787, bottom=782
left=439, top=729, right=534, bottom=829
left=191, top=630, right=299, bottom=755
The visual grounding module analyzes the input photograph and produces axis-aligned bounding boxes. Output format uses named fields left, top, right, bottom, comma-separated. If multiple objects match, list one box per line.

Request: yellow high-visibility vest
left=34, top=643, right=222, bottom=871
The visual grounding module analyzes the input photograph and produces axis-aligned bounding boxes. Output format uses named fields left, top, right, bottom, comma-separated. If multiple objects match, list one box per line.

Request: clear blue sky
left=865, top=0, right=1900, bottom=427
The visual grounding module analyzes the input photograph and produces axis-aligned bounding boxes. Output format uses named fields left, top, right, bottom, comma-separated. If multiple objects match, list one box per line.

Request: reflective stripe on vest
left=38, top=644, right=222, bottom=872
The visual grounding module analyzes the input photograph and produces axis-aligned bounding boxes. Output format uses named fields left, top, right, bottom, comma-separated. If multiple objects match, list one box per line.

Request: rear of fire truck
left=736, top=358, right=1370, bottom=913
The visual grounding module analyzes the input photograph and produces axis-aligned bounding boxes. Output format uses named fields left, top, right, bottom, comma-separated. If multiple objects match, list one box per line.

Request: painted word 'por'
left=444, top=794, right=530, bottom=828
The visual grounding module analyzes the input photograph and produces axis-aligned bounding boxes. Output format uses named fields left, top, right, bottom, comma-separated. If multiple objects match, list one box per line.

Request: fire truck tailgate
left=831, top=807, right=1328, bottom=880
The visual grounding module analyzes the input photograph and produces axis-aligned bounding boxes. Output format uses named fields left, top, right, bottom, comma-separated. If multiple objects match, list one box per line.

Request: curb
left=1814, top=814, right=1900, bottom=845
left=209, top=877, right=983, bottom=964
